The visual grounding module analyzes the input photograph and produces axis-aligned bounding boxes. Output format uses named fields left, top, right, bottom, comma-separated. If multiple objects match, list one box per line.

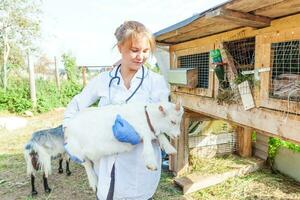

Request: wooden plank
left=219, top=43, right=238, bottom=84
left=237, top=126, right=253, bottom=157
left=174, top=157, right=264, bottom=194
left=156, top=16, right=217, bottom=42
left=174, top=113, right=190, bottom=176
left=254, top=0, right=300, bottom=18
left=256, top=133, right=269, bottom=144
left=171, top=93, right=300, bottom=144
left=207, top=8, right=271, bottom=28
left=225, top=0, right=285, bottom=13
left=254, top=148, right=268, bottom=160
left=253, top=141, right=269, bottom=153
left=185, top=112, right=213, bottom=121
left=237, top=81, right=255, bottom=110
left=165, top=22, right=239, bottom=44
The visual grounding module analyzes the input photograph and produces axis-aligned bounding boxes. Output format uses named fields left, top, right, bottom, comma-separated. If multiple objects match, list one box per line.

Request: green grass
left=191, top=168, right=300, bottom=200
left=188, top=154, right=251, bottom=176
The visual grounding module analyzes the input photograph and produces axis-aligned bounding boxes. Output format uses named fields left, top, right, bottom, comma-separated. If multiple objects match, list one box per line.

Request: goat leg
left=142, top=134, right=158, bottom=171
left=66, top=158, right=72, bottom=176
left=31, top=174, right=38, bottom=196
left=43, top=173, right=52, bottom=193
left=58, top=158, right=63, bottom=173
left=157, top=134, right=177, bottom=154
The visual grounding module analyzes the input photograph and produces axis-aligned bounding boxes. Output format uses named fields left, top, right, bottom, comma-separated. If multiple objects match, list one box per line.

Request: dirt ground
left=0, top=109, right=183, bottom=200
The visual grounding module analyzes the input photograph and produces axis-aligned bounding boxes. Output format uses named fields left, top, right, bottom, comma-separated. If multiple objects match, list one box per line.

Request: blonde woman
left=64, top=21, right=169, bottom=200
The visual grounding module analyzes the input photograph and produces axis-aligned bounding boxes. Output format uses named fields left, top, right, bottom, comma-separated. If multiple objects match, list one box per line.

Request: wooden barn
left=154, top=0, right=300, bottom=188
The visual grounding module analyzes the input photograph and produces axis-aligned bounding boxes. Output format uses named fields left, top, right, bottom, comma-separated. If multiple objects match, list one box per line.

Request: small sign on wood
left=237, top=80, right=255, bottom=110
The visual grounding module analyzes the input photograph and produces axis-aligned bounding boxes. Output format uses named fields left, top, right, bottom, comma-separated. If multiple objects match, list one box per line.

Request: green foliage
left=268, top=137, right=300, bottom=164
left=60, top=81, right=82, bottom=106
left=61, top=52, right=78, bottom=83
left=0, top=80, right=32, bottom=113
left=0, top=79, right=82, bottom=114
left=36, top=79, right=61, bottom=113
left=233, top=73, right=254, bottom=85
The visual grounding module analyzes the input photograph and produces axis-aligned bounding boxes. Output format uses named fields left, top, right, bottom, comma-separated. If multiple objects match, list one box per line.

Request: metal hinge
left=241, top=67, right=270, bottom=80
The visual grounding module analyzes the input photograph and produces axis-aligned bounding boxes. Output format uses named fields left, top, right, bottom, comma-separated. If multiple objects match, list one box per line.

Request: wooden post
left=82, top=66, right=87, bottom=86
left=175, top=112, right=190, bottom=176
left=27, top=51, right=36, bottom=108
left=237, top=126, right=253, bottom=157
left=54, top=56, right=60, bottom=90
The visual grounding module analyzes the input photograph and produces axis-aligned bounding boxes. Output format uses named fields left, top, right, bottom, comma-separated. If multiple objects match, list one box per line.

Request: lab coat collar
left=109, top=64, right=149, bottom=81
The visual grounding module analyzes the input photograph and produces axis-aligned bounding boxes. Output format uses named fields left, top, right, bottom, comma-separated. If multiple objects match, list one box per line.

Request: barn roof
left=155, top=0, right=300, bottom=44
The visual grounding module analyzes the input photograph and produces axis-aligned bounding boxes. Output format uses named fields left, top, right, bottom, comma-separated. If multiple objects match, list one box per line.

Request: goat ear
left=159, top=105, right=166, bottom=116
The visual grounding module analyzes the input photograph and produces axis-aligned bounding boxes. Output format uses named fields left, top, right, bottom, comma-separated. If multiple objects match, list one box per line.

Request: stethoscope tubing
left=108, top=64, right=145, bottom=103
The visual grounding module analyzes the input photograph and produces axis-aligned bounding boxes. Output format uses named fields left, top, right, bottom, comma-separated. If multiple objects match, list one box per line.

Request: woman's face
left=118, top=34, right=151, bottom=71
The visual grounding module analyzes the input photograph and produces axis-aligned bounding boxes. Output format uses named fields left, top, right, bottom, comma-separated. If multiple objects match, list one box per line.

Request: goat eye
left=171, top=120, right=176, bottom=125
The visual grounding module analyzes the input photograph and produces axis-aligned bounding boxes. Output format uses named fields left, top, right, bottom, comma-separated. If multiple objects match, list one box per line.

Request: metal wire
left=178, top=52, right=210, bottom=88
left=223, top=37, right=256, bottom=73
left=270, top=40, right=300, bottom=102
left=188, top=120, right=238, bottom=158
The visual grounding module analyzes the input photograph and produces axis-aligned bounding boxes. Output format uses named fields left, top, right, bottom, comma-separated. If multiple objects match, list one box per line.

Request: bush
left=0, top=79, right=82, bottom=114
left=0, top=80, right=32, bottom=113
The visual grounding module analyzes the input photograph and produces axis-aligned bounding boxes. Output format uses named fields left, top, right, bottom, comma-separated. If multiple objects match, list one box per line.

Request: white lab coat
left=63, top=66, right=170, bottom=200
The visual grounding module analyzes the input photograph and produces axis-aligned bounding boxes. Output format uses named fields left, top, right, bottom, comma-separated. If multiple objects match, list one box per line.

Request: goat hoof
left=45, top=188, right=52, bottom=193
left=58, top=168, right=63, bottom=173
left=31, top=190, right=38, bottom=196
left=66, top=171, right=72, bottom=176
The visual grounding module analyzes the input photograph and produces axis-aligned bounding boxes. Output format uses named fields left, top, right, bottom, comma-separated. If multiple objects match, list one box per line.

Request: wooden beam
left=225, top=0, right=285, bottom=13
left=173, top=113, right=190, bottom=176
left=185, top=109, right=214, bottom=121
left=171, top=93, right=300, bottom=144
left=175, top=157, right=264, bottom=194
left=237, top=126, right=253, bottom=157
left=254, top=0, right=300, bottom=18
left=206, top=8, right=271, bottom=28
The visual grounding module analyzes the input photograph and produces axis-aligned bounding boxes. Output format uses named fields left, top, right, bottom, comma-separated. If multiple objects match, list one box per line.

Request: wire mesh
left=270, top=40, right=300, bottom=102
left=178, top=52, right=210, bottom=88
left=223, top=37, right=256, bottom=73
left=188, top=120, right=238, bottom=158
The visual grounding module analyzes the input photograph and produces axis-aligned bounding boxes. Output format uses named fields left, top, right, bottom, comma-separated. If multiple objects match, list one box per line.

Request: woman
left=63, top=21, right=169, bottom=200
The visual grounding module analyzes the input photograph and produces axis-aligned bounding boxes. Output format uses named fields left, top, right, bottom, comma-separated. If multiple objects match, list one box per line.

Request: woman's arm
left=63, top=74, right=105, bottom=128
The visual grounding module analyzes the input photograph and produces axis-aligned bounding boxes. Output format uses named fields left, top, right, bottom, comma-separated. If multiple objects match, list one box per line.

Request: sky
left=40, top=0, right=228, bottom=66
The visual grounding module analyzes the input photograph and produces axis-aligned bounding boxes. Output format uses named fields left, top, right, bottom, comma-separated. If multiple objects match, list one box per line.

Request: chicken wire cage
left=223, top=37, right=256, bottom=73
left=216, top=37, right=256, bottom=106
left=178, top=52, right=210, bottom=89
left=188, top=120, right=238, bottom=159
left=269, top=40, right=300, bottom=102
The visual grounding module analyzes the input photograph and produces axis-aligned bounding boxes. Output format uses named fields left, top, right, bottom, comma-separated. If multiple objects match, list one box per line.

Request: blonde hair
left=114, top=21, right=156, bottom=53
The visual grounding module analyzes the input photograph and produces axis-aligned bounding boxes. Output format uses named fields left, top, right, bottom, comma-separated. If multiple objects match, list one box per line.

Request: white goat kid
left=64, top=101, right=183, bottom=191
left=24, top=125, right=71, bottom=195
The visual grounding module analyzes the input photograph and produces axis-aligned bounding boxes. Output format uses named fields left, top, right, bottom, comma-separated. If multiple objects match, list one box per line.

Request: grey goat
left=24, top=125, right=71, bottom=195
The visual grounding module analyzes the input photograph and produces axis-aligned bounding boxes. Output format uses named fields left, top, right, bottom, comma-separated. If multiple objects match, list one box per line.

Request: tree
left=0, top=0, right=42, bottom=90
left=61, top=52, right=78, bottom=83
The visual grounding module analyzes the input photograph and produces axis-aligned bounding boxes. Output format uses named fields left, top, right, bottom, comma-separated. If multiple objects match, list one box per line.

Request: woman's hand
left=112, top=115, right=141, bottom=145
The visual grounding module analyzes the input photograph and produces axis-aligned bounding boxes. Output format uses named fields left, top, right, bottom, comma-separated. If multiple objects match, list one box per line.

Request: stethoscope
left=108, top=64, right=145, bottom=103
